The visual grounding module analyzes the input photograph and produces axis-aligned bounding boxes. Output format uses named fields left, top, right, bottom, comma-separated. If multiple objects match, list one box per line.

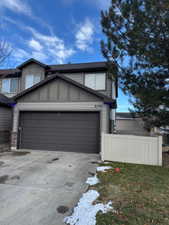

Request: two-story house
left=0, top=58, right=117, bottom=153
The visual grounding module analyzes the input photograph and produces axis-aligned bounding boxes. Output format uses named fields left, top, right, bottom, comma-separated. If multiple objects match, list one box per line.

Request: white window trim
left=1, top=78, right=18, bottom=94
left=84, top=73, right=106, bottom=91
left=25, top=74, right=41, bottom=89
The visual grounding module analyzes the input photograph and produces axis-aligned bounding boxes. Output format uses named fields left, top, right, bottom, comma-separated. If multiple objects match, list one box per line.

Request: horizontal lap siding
left=0, top=131, right=10, bottom=143
left=19, top=112, right=100, bottom=153
left=0, top=107, right=12, bottom=130
left=0, top=107, right=12, bottom=144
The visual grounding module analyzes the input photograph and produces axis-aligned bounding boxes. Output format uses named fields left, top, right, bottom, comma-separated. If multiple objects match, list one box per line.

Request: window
left=1, top=78, right=18, bottom=93
left=85, top=73, right=106, bottom=90
left=25, top=74, right=41, bottom=89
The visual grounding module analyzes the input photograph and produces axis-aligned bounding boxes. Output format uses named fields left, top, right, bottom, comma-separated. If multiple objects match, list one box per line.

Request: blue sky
left=0, top=0, right=131, bottom=111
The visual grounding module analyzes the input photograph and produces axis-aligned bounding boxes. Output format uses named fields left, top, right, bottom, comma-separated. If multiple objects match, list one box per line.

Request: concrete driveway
left=0, top=150, right=99, bottom=225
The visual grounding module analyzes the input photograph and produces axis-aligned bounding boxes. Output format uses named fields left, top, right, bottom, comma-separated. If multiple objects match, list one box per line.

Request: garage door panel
left=21, top=120, right=98, bottom=127
left=21, top=113, right=98, bottom=120
left=22, top=132, right=98, bottom=138
left=22, top=141, right=98, bottom=147
left=19, top=112, right=100, bottom=153
left=21, top=135, right=99, bottom=144
left=21, top=124, right=98, bottom=130
left=21, top=127, right=98, bottom=134
left=21, top=142, right=98, bottom=153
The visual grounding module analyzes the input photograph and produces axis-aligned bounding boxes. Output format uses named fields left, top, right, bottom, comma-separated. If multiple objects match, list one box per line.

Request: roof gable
left=13, top=73, right=114, bottom=104
left=17, top=58, right=48, bottom=69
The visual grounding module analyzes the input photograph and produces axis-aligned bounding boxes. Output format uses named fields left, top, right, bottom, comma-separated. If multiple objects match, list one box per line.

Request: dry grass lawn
left=94, top=162, right=169, bottom=225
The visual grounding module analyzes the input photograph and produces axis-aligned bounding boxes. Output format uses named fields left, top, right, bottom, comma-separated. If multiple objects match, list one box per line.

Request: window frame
left=84, top=72, right=106, bottom=91
left=25, top=74, right=41, bottom=89
left=1, top=78, right=18, bottom=94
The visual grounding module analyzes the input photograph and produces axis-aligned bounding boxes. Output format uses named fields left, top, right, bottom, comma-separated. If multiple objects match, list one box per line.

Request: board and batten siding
left=101, top=134, right=162, bottom=166
left=17, top=79, right=101, bottom=103
left=0, top=106, right=12, bottom=144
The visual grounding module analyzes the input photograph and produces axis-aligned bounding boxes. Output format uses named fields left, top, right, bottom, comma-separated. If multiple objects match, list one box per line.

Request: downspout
left=111, top=81, right=117, bottom=133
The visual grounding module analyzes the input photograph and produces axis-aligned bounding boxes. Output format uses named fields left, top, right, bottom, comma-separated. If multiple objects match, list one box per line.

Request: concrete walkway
left=0, top=150, right=99, bottom=225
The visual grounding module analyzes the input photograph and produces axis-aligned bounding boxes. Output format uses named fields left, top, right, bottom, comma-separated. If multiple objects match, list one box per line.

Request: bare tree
left=0, top=40, right=12, bottom=66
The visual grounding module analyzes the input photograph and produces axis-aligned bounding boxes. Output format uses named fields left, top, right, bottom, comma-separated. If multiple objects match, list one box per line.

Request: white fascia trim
left=17, top=102, right=104, bottom=112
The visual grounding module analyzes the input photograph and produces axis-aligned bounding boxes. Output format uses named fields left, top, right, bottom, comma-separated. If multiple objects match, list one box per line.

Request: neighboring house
left=157, top=128, right=169, bottom=146
left=0, top=94, right=13, bottom=151
left=0, top=58, right=117, bottom=153
left=116, top=112, right=149, bottom=136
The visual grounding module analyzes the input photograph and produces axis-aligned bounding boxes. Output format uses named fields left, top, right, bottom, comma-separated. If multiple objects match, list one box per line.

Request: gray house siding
left=0, top=106, right=12, bottom=151
left=64, top=73, right=84, bottom=85
left=99, top=76, right=112, bottom=98
left=20, top=63, right=45, bottom=91
left=17, top=79, right=101, bottom=103
left=11, top=76, right=110, bottom=151
left=0, top=107, right=12, bottom=130
left=64, top=73, right=113, bottom=98
left=0, top=63, right=114, bottom=99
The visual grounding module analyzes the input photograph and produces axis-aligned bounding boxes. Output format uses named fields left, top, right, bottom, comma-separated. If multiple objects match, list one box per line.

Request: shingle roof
left=0, top=69, right=20, bottom=78
left=0, top=59, right=108, bottom=78
left=49, top=61, right=107, bottom=73
left=0, top=94, right=14, bottom=107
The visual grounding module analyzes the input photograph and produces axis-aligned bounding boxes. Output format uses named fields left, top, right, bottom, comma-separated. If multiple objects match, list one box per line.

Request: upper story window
left=85, top=73, right=106, bottom=90
left=1, top=78, right=18, bottom=93
left=25, top=74, right=41, bottom=89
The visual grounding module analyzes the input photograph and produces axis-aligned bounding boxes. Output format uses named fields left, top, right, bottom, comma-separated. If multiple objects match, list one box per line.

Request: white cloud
left=0, top=0, right=32, bottom=15
left=62, top=0, right=111, bottom=10
left=3, top=16, right=76, bottom=64
left=27, top=27, right=75, bottom=64
left=31, top=51, right=47, bottom=62
left=10, top=46, right=47, bottom=65
left=75, top=18, right=94, bottom=51
left=28, top=39, right=43, bottom=51
left=12, top=48, right=30, bottom=62
left=97, top=0, right=111, bottom=10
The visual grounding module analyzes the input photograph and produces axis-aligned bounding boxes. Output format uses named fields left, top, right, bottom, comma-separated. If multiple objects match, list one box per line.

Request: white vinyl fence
left=101, top=133, right=162, bottom=166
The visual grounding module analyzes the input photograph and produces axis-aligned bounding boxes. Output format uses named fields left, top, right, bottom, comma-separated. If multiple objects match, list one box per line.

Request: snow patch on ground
left=86, top=175, right=99, bottom=186
left=97, top=166, right=112, bottom=172
left=64, top=190, right=113, bottom=225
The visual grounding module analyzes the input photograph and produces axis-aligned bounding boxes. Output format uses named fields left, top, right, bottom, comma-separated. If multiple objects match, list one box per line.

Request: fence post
left=158, top=136, right=162, bottom=166
left=101, top=133, right=105, bottom=161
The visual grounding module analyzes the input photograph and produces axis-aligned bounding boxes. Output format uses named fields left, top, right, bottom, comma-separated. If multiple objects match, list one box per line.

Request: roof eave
left=0, top=102, right=13, bottom=108
left=17, top=58, right=49, bottom=70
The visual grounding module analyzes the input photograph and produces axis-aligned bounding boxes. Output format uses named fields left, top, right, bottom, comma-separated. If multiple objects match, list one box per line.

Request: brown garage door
left=19, top=111, right=100, bottom=153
